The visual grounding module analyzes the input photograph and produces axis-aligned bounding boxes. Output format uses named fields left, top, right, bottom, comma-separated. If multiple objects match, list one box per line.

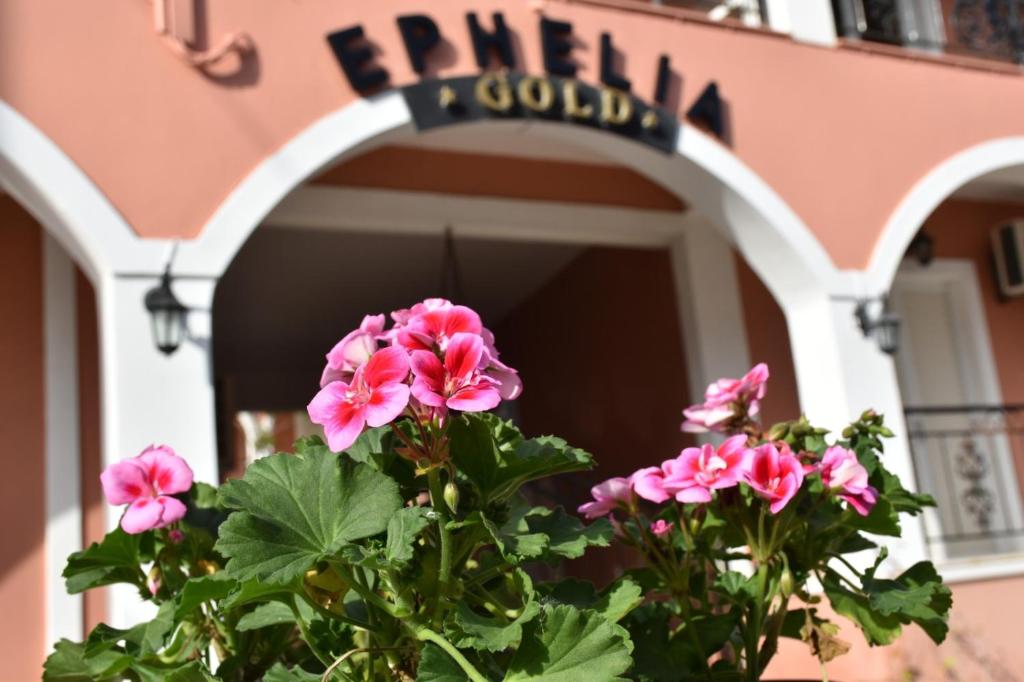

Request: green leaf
left=504, top=605, right=633, bottom=681
left=236, top=601, right=296, bottom=631
left=63, top=528, right=150, bottom=594
left=385, top=506, right=430, bottom=567
left=525, top=507, right=613, bottom=561
left=175, top=574, right=235, bottom=618
left=862, top=561, right=952, bottom=644
left=540, top=577, right=643, bottom=624
left=132, top=661, right=218, bottom=682
left=450, top=414, right=594, bottom=503
left=141, top=601, right=177, bottom=656
left=448, top=569, right=540, bottom=652
left=43, top=639, right=131, bottom=681
left=621, top=603, right=697, bottom=681
left=713, top=571, right=757, bottom=604
left=221, top=579, right=294, bottom=609
left=216, top=450, right=402, bottom=584
left=263, top=663, right=322, bottom=681
left=822, top=571, right=902, bottom=646
left=416, top=643, right=470, bottom=682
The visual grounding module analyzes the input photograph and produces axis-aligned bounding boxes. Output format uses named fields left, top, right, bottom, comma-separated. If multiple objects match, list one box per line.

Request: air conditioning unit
left=992, top=220, right=1024, bottom=298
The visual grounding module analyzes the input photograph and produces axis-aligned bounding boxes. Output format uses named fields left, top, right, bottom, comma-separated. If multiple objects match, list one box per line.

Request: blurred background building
left=2, top=0, right=1024, bottom=678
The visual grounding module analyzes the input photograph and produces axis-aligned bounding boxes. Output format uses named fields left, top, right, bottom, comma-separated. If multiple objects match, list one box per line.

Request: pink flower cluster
left=101, top=445, right=194, bottom=534
left=578, top=364, right=880, bottom=525
left=682, top=363, right=769, bottom=433
left=308, top=299, right=522, bottom=453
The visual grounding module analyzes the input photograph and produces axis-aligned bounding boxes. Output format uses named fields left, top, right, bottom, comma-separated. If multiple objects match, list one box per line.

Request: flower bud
left=168, top=529, right=185, bottom=544
left=147, top=566, right=162, bottom=596
left=766, top=422, right=789, bottom=442
left=779, top=568, right=794, bottom=597
left=443, top=481, right=460, bottom=514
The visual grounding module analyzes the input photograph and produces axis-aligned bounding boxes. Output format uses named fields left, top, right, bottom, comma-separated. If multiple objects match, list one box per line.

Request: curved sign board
left=401, top=72, right=681, bottom=154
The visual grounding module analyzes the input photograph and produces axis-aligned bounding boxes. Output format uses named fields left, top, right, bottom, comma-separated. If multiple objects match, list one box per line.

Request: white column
left=670, top=212, right=753, bottom=408
left=43, top=235, right=83, bottom=649
left=764, top=0, right=837, bottom=46
left=99, top=274, right=220, bottom=626
left=784, top=290, right=928, bottom=572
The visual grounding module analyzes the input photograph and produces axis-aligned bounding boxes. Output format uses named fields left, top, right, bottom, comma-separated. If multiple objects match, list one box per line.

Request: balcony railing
left=905, top=404, right=1024, bottom=559
left=835, top=0, right=1024, bottom=65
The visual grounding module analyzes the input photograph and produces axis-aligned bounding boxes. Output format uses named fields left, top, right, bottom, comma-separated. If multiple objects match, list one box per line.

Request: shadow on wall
left=0, top=196, right=48, bottom=678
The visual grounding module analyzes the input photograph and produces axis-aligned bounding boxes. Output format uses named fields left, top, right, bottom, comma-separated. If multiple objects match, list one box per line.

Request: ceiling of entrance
left=214, top=226, right=583, bottom=380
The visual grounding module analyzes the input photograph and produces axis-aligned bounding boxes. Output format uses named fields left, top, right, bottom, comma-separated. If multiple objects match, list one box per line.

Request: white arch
left=176, top=90, right=841, bottom=308
left=0, top=100, right=146, bottom=283
left=866, top=137, right=1024, bottom=294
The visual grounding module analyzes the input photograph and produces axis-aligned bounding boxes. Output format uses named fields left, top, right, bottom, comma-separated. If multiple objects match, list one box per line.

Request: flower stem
left=413, top=628, right=488, bottom=682
left=427, top=467, right=453, bottom=625
left=745, top=562, right=771, bottom=682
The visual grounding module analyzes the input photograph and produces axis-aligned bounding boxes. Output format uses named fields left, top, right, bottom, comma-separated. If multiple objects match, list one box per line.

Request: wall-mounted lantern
left=855, top=296, right=901, bottom=355
left=144, top=269, right=188, bottom=355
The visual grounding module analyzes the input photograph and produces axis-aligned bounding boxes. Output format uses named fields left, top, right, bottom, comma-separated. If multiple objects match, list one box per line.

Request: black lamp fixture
left=144, top=266, right=188, bottom=355
left=854, top=296, right=901, bottom=355
left=905, top=232, right=935, bottom=266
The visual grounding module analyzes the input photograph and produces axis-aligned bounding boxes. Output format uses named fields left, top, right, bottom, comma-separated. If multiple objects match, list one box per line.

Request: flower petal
left=447, top=383, right=501, bottom=412
left=443, top=305, right=483, bottom=337
left=137, top=445, right=193, bottom=495
left=411, top=377, right=447, bottom=408
left=100, top=460, right=151, bottom=505
left=363, top=346, right=410, bottom=387
left=445, top=333, right=485, bottom=381
left=410, top=350, right=444, bottom=390
left=156, top=496, right=188, bottom=527
left=365, top=383, right=411, bottom=427
left=121, top=498, right=163, bottom=534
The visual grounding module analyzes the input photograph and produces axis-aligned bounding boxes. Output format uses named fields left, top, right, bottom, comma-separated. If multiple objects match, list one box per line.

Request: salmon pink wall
left=734, top=254, right=800, bottom=426
left=0, top=196, right=47, bottom=677
left=6, top=0, right=1024, bottom=267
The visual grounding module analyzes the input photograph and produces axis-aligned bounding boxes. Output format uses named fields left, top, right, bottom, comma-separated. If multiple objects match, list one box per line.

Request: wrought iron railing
left=905, top=404, right=1024, bottom=557
left=834, top=0, right=1024, bottom=65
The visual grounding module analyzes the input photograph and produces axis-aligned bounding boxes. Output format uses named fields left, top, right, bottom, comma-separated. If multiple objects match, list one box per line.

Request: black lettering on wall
left=686, top=82, right=723, bottom=138
left=539, top=18, right=576, bottom=77
left=326, top=26, right=389, bottom=92
left=599, top=32, right=630, bottom=91
left=397, top=14, right=441, bottom=74
left=654, top=55, right=670, bottom=105
left=466, top=12, right=515, bottom=69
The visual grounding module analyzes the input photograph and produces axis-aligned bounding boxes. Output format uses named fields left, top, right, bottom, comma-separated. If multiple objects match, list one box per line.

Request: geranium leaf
left=416, top=643, right=472, bottom=682
left=447, top=569, right=540, bottom=652
left=504, top=605, right=633, bottom=681
left=822, top=571, right=902, bottom=646
left=43, top=639, right=131, bottom=681
left=263, top=663, right=322, bottom=681
left=450, top=414, right=593, bottom=503
left=215, top=450, right=402, bottom=585
left=236, top=601, right=296, bottom=631
left=862, top=561, right=952, bottom=644
left=175, top=574, right=235, bottom=618
left=385, top=506, right=430, bottom=567
left=540, top=577, right=643, bottom=624
left=525, top=507, right=613, bottom=561
left=63, top=528, right=151, bottom=594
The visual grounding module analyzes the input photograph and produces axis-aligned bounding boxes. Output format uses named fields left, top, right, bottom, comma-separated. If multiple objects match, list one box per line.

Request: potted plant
left=43, top=302, right=949, bottom=681
left=578, top=364, right=951, bottom=681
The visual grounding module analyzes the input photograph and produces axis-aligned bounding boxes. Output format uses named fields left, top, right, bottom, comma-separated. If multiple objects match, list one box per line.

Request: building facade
left=2, top=0, right=1024, bottom=678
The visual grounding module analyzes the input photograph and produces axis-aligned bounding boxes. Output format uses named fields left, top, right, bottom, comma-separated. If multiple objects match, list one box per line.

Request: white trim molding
left=865, top=137, right=1024, bottom=295
left=43, top=234, right=84, bottom=649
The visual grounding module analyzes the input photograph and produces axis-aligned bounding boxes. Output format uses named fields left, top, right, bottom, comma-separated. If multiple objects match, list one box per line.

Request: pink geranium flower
left=819, top=446, right=879, bottom=516
left=410, top=332, right=501, bottom=412
left=634, top=435, right=752, bottom=504
left=394, top=301, right=483, bottom=353
left=320, top=314, right=386, bottom=387
left=578, top=476, right=635, bottom=519
left=100, top=445, right=194, bottom=534
left=745, top=442, right=804, bottom=514
left=650, top=519, right=674, bottom=537
left=308, top=346, right=411, bottom=452
left=682, top=363, right=769, bottom=433
left=480, top=328, right=522, bottom=400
